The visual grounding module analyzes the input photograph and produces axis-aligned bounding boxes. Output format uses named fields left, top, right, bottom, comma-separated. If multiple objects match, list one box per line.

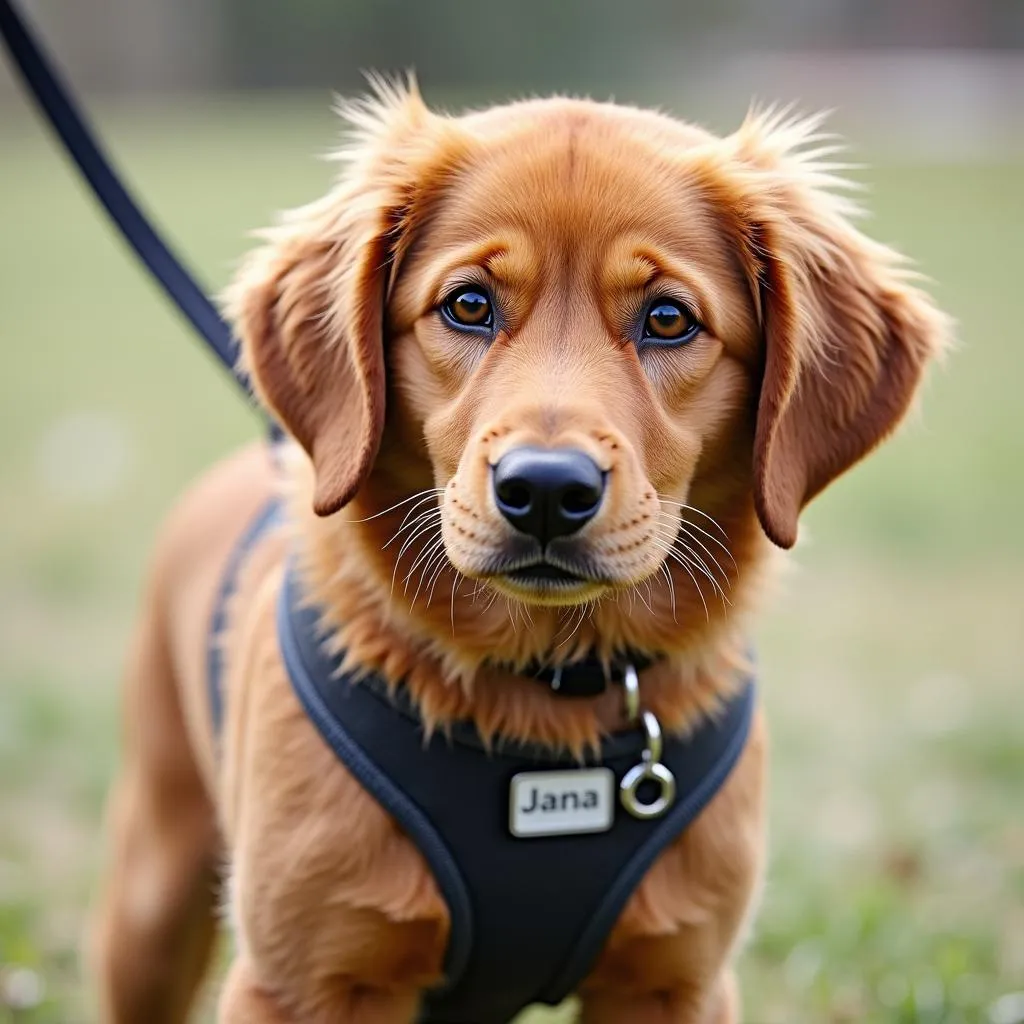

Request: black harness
left=208, top=502, right=755, bottom=1023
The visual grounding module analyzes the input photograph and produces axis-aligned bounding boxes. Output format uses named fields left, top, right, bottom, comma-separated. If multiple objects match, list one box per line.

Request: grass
left=0, top=94, right=1021, bottom=1023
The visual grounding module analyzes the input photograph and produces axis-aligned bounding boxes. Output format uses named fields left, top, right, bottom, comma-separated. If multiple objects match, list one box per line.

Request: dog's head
left=229, top=83, right=948, bottom=623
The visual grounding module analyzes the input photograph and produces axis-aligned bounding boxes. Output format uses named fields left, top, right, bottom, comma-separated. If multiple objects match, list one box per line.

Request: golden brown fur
left=90, top=82, right=949, bottom=1023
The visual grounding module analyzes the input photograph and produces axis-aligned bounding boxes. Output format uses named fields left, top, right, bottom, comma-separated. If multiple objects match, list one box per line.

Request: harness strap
left=206, top=500, right=286, bottom=735
left=206, top=500, right=756, bottom=1023
left=0, top=0, right=253, bottom=398
left=279, top=561, right=756, bottom=1024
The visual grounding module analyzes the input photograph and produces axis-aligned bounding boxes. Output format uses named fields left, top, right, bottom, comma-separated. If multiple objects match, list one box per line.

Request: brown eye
left=442, top=287, right=493, bottom=330
left=643, top=300, right=700, bottom=344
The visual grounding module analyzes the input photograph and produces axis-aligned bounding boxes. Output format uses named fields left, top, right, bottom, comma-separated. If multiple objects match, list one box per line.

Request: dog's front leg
left=218, top=960, right=294, bottom=1024
left=578, top=969, right=738, bottom=1024
left=218, top=958, right=423, bottom=1024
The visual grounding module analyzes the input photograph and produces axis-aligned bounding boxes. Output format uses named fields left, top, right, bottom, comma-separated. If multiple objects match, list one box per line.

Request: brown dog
left=90, top=83, right=948, bottom=1024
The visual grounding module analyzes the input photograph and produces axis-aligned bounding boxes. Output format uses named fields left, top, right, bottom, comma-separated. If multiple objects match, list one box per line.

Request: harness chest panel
left=210, top=503, right=755, bottom=1024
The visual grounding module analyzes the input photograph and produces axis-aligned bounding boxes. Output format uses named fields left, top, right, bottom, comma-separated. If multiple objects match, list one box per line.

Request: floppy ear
left=225, top=79, right=452, bottom=516
left=230, top=212, right=388, bottom=516
left=727, top=111, right=951, bottom=548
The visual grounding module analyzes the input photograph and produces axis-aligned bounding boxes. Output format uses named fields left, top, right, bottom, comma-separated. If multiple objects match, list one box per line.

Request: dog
left=89, top=81, right=949, bottom=1024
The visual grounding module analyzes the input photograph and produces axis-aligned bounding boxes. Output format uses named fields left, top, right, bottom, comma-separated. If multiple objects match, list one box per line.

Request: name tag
left=509, top=767, right=614, bottom=838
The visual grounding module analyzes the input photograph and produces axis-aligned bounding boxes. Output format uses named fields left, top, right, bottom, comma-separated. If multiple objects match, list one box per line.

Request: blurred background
left=1, top=1, right=1021, bottom=1021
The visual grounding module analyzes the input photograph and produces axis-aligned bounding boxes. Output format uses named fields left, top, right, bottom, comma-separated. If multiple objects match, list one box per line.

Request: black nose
left=492, top=447, right=605, bottom=543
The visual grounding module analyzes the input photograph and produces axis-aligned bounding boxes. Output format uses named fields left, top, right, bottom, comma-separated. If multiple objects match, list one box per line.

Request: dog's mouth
left=447, top=534, right=618, bottom=605
left=485, top=557, right=610, bottom=602
left=488, top=559, right=611, bottom=606
left=504, top=562, right=587, bottom=585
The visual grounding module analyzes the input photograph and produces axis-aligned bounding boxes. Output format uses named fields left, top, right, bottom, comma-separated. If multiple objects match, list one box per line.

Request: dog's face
left=385, top=108, right=761, bottom=606
left=230, top=86, right=948, bottom=620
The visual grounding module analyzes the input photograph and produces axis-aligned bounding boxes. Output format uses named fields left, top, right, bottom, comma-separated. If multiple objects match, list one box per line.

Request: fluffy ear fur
left=721, top=111, right=951, bottom=548
left=225, top=78, right=458, bottom=516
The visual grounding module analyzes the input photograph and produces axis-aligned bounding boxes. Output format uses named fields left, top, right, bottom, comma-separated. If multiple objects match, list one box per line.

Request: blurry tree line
left=2, top=0, right=1022, bottom=96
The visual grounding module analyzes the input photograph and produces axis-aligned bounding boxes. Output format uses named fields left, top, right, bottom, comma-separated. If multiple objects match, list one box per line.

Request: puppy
left=90, top=83, right=948, bottom=1024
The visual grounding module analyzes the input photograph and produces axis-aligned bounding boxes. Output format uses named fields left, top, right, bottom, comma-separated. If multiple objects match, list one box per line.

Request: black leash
left=0, top=0, right=253, bottom=401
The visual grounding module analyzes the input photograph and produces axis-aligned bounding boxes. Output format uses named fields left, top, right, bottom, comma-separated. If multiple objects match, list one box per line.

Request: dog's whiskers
left=654, top=511, right=734, bottom=597
left=554, top=599, right=590, bottom=653
left=656, top=507, right=736, bottom=566
left=392, top=508, right=443, bottom=557
left=512, top=597, right=534, bottom=634
left=381, top=496, right=444, bottom=550
left=649, top=526, right=713, bottom=620
left=403, top=532, right=445, bottom=588
left=406, top=535, right=447, bottom=607
left=666, top=549, right=710, bottom=620
left=425, top=553, right=454, bottom=608
left=503, top=597, right=518, bottom=634
left=656, top=499, right=730, bottom=539
left=678, top=544, right=729, bottom=604
left=476, top=585, right=501, bottom=615
left=666, top=539, right=729, bottom=607
left=390, top=512, right=443, bottom=596
left=659, top=562, right=677, bottom=622
left=671, top=520, right=734, bottom=587
left=342, top=487, right=445, bottom=525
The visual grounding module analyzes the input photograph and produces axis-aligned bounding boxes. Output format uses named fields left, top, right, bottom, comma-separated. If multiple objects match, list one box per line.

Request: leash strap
left=0, top=0, right=252, bottom=399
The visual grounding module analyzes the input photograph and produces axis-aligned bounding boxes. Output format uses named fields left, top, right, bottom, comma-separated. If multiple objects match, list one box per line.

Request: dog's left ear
left=723, top=111, right=951, bottom=549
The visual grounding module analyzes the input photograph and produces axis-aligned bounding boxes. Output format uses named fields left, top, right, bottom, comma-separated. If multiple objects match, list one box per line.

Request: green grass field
left=0, top=95, right=1021, bottom=1023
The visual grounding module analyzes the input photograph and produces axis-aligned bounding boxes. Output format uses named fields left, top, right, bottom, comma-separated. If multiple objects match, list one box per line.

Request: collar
left=512, top=651, right=657, bottom=698
left=279, top=557, right=755, bottom=764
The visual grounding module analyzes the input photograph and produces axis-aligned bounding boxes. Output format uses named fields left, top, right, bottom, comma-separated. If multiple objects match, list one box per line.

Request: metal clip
left=549, top=664, right=563, bottom=692
left=619, top=664, right=676, bottom=820
left=622, top=662, right=640, bottom=722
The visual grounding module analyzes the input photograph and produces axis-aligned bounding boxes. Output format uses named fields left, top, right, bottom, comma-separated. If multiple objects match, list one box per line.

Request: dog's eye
left=643, top=300, right=701, bottom=344
left=442, top=287, right=493, bottom=330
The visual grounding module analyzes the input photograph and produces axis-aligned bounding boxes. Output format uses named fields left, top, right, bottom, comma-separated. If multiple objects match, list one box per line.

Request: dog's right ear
left=230, top=212, right=387, bottom=517
left=226, top=79, right=456, bottom=516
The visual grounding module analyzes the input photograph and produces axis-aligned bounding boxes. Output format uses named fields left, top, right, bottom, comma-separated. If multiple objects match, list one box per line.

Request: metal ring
left=619, top=761, right=676, bottom=820
left=622, top=663, right=640, bottom=722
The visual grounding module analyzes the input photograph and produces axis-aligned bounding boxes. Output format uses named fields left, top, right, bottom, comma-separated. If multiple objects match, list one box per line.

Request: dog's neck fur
left=282, top=446, right=776, bottom=752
